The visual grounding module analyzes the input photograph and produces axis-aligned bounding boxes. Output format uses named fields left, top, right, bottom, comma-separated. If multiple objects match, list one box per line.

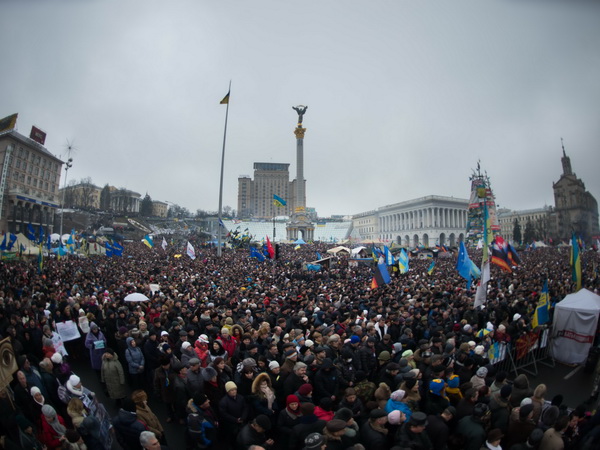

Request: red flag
left=266, top=236, right=275, bottom=259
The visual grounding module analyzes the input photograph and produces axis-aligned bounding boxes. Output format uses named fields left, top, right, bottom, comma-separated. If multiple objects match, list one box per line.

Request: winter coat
left=236, top=423, right=269, bottom=450
left=455, top=415, right=487, bottom=450
left=135, top=404, right=163, bottom=439
left=111, top=409, right=147, bottom=450
left=511, top=374, right=533, bottom=406
left=218, top=393, right=248, bottom=426
left=39, top=413, right=67, bottom=449
left=101, top=355, right=127, bottom=400
left=385, top=398, right=413, bottom=421
left=489, top=393, right=511, bottom=433
left=153, top=367, right=175, bottom=404
left=539, top=427, right=565, bottom=450
left=314, top=366, right=339, bottom=400
left=289, top=416, right=327, bottom=450
left=359, top=421, right=389, bottom=450
left=394, top=422, right=433, bottom=450
left=125, top=338, right=145, bottom=374
left=84, top=328, right=107, bottom=371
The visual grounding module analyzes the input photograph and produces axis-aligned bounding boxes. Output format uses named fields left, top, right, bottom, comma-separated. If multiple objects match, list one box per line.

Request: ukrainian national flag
left=532, top=279, right=550, bottom=328
left=273, top=194, right=287, bottom=207
left=571, top=233, right=582, bottom=290
left=427, top=260, right=436, bottom=275
left=142, top=234, right=154, bottom=248
left=0, top=113, right=18, bottom=133
left=398, top=249, right=409, bottom=274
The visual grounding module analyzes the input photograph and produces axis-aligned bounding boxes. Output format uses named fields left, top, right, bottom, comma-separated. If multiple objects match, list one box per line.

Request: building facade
left=498, top=206, right=552, bottom=243
left=0, top=127, right=63, bottom=235
left=551, top=148, right=599, bottom=242
left=238, top=162, right=303, bottom=219
left=152, top=200, right=168, bottom=218
left=352, top=195, right=469, bottom=247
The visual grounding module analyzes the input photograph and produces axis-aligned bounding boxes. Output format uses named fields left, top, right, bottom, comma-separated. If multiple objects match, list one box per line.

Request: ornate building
left=237, top=162, right=302, bottom=219
left=352, top=195, right=469, bottom=247
left=0, top=115, right=63, bottom=234
left=551, top=145, right=599, bottom=242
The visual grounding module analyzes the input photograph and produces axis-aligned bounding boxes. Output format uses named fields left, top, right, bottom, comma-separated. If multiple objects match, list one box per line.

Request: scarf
left=46, top=415, right=67, bottom=436
left=485, top=442, right=502, bottom=450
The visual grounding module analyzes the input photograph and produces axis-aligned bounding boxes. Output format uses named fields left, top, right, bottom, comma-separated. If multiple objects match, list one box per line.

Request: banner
left=56, top=320, right=81, bottom=342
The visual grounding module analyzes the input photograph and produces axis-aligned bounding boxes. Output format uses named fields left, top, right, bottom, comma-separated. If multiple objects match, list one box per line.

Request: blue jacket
left=385, top=398, right=413, bottom=421
left=125, top=337, right=145, bottom=374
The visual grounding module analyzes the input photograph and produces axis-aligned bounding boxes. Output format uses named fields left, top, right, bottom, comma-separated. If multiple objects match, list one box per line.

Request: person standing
left=85, top=323, right=107, bottom=378
left=126, top=337, right=146, bottom=390
left=100, top=349, right=126, bottom=407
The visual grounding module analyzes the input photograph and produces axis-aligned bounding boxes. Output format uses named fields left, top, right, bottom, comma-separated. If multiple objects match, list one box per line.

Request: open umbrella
left=124, top=292, right=149, bottom=302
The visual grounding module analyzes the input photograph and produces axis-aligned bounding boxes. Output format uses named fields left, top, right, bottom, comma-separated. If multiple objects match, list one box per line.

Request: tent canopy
left=327, top=246, right=351, bottom=255
left=551, top=288, right=600, bottom=364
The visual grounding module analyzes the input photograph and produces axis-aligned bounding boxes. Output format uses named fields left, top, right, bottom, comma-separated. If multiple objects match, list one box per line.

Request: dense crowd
left=0, top=241, right=599, bottom=450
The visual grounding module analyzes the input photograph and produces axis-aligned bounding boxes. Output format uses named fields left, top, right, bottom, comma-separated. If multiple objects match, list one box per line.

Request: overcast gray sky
left=2, top=0, right=599, bottom=217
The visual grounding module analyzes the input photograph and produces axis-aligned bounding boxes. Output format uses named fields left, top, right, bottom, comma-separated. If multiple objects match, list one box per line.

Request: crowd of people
left=0, top=240, right=599, bottom=450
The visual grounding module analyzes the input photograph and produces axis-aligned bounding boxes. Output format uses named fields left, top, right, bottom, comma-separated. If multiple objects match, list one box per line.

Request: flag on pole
left=532, top=279, right=550, bottom=328
left=7, top=233, right=17, bottom=251
left=220, top=90, right=230, bottom=104
left=112, top=241, right=124, bottom=257
left=491, top=236, right=512, bottom=272
left=27, top=224, right=37, bottom=242
left=37, top=244, right=43, bottom=274
left=398, top=249, right=409, bottom=274
left=142, top=235, right=154, bottom=248
left=162, top=237, right=168, bottom=251
left=266, top=236, right=275, bottom=259
left=427, top=260, right=436, bottom=275
left=571, top=233, right=582, bottom=290
left=372, top=262, right=391, bottom=288
left=187, top=241, right=196, bottom=260
left=384, top=246, right=395, bottom=266
left=456, top=241, right=480, bottom=289
left=273, top=194, right=287, bottom=207
left=250, top=246, right=265, bottom=261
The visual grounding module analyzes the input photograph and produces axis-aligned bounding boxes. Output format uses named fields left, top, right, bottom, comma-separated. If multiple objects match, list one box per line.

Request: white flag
left=162, top=237, right=168, bottom=251
left=186, top=241, right=196, bottom=260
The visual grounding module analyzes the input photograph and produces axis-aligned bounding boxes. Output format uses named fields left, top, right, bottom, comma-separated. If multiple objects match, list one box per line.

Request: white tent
left=551, top=288, right=600, bottom=364
left=327, top=246, right=351, bottom=255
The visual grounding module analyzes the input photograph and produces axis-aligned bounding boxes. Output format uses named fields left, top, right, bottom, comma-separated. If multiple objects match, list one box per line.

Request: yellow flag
left=220, top=91, right=230, bottom=104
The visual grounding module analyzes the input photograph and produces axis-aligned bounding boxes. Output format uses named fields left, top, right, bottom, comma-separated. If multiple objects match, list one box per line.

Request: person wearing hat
left=504, top=403, right=536, bottom=449
left=132, top=390, right=164, bottom=442
left=470, top=366, right=488, bottom=390
left=360, top=409, right=389, bottom=450
left=185, top=357, right=203, bottom=394
left=395, top=411, right=432, bottom=449
left=338, top=388, right=365, bottom=422
left=424, top=406, right=456, bottom=450
left=302, top=432, right=326, bottom=450
left=378, top=361, right=400, bottom=391
left=314, top=358, right=339, bottom=402
left=237, top=414, right=274, bottom=449
left=186, top=392, right=218, bottom=448
left=489, top=384, right=512, bottom=434
left=385, top=389, right=413, bottom=422
left=112, top=397, right=148, bottom=450
left=424, top=378, right=450, bottom=416
left=180, top=341, right=197, bottom=367
left=323, top=418, right=350, bottom=449
left=125, top=337, right=146, bottom=390
left=39, top=404, right=67, bottom=449
left=84, top=323, right=107, bottom=375
left=101, top=348, right=127, bottom=406
left=219, top=381, right=248, bottom=447
left=289, top=403, right=327, bottom=450
left=356, top=337, right=378, bottom=379
left=482, top=428, right=504, bottom=450
left=455, top=403, right=490, bottom=450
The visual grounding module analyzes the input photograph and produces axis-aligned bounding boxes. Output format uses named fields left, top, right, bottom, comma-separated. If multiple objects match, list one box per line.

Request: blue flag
left=105, top=242, right=113, bottom=258
left=38, top=226, right=45, bottom=245
left=384, top=246, right=395, bottom=266
left=27, top=224, right=36, bottom=242
left=7, top=233, right=17, bottom=251
left=250, top=247, right=265, bottom=262
left=398, top=249, right=409, bottom=274
left=456, top=241, right=480, bottom=288
left=112, top=241, right=124, bottom=257
left=0, top=234, right=6, bottom=251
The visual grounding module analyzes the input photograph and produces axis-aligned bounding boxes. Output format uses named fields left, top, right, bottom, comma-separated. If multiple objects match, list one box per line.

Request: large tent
left=551, top=288, right=600, bottom=364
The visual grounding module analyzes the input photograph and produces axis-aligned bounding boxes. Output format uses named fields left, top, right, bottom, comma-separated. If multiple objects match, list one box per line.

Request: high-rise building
left=551, top=145, right=599, bottom=242
left=0, top=115, right=63, bottom=234
left=237, top=162, right=301, bottom=219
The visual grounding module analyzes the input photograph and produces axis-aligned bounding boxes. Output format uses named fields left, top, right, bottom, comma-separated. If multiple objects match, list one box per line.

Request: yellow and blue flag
left=398, top=249, right=409, bottom=274
left=142, top=234, right=154, bottom=248
left=220, top=90, right=230, bottom=104
left=532, top=279, right=550, bottom=328
left=273, top=194, right=287, bottom=207
left=427, top=260, right=436, bottom=275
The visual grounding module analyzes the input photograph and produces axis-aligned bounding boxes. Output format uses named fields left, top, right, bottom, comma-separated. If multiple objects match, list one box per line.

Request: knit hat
left=390, top=389, right=405, bottom=401
left=225, top=381, right=237, bottom=393
left=500, top=384, right=512, bottom=399
left=476, top=367, right=488, bottom=378
left=513, top=313, right=522, bottom=321
left=181, top=341, right=191, bottom=350
left=269, top=361, right=280, bottom=370
left=50, top=353, right=63, bottom=364
left=69, top=375, right=81, bottom=387
left=404, top=378, right=417, bottom=390
left=378, top=351, right=391, bottom=361
left=370, top=409, right=388, bottom=419
left=350, top=335, right=360, bottom=344
left=474, top=345, right=485, bottom=356
left=388, top=410, right=403, bottom=425
left=304, top=433, right=325, bottom=449
left=203, top=366, right=217, bottom=381
left=447, top=374, right=460, bottom=389
left=254, top=414, right=272, bottom=431
left=193, top=392, right=208, bottom=406
left=429, top=379, right=445, bottom=396
left=30, top=387, right=41, bottom=396
left=334, top=408, right=353, bottom=422
left=298, top=383, right=313, bottom=396
left=402, top=349, right=414, bottom=358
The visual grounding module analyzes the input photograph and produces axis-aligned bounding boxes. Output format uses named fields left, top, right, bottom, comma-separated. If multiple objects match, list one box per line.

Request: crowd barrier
left=485, top=327, right=554, bottom=377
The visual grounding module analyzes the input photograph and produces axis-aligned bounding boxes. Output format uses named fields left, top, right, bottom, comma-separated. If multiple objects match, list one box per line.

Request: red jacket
left=39, top=414, right=67, bottom=449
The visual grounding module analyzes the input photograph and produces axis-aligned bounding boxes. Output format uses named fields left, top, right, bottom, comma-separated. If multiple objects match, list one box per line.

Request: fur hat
left=202, top=366, right=217, bottom=381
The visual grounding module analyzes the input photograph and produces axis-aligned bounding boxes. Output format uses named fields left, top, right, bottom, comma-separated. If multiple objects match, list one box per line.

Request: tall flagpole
left=217, top=81, right=231, bottom=258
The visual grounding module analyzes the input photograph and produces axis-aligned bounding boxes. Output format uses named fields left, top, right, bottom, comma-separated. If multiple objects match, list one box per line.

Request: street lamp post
left=59, top=158, right=73, bottom=237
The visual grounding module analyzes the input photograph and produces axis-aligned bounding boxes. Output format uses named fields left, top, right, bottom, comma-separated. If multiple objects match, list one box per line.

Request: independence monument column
left=287, top=105, right=314, bottom=242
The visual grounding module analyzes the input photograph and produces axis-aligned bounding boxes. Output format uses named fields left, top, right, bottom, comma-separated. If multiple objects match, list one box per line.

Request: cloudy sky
left=2, top=0, right=599, bottom=217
